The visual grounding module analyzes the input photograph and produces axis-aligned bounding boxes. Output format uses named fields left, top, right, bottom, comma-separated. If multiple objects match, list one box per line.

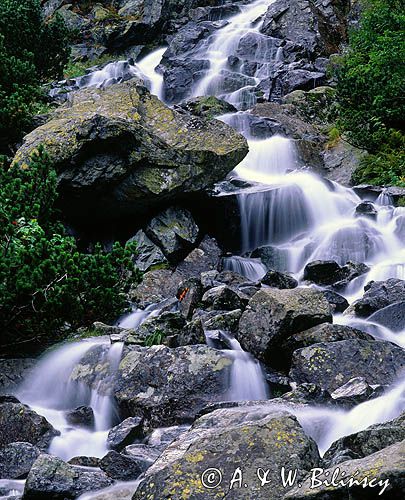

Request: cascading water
left=205, top=330, right=269, bottom=401
left=221, top=255, right=267, bottom=281
left=136, top=47, right=166, bottom=100
left=16, top=338, right=122, bottom=461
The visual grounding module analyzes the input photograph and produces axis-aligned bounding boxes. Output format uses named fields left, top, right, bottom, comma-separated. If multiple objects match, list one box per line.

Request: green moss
left=64, top=54, right=113, bottom=79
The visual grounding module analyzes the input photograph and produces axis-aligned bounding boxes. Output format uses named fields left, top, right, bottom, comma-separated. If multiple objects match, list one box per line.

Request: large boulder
left=23, top=454, right=113, bottom=500
left=289, top=339, right=405, bottom=392
left=238, top=287, right=332, bottom=365
left=13, top=81, right=248, bottom=224
left=0, top=442, right=40, bottom=479
left=107, top=416, right=144, bottom=451
left=303, top=260, right=369, bottom=287
left=133, top=406, right=320, bottom=499
left=127, top=229, right=168, bottom=272
left=323, top=412, right=405, bottom=467
left=268, top=323, right=373, bottom=371
left=348, top=278, right=405, bottom=317
left=113, top=345, right=232, bottom=429
left=0, top=402, right=57, bottom=449
left=99, top=450, right=147, bottom=480
left=285, top=440, right=405, bottom=499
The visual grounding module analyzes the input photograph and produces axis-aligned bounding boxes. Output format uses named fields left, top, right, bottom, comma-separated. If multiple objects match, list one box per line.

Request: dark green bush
left=0, top=0, right=70, bottom=148
left=336, top=0, right=404, bottom=153
left=0, top=147, right=141, bottom=354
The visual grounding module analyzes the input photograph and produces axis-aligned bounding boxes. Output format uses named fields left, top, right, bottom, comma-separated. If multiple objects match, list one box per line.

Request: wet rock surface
left=349, top=278, right=405, bottom=317
left=0, top=442, right=40, bottom=479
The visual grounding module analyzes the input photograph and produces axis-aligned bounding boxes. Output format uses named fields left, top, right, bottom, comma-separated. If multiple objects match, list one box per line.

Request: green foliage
left=0, top=0, right=70, bottom=147
left=143, top=329, right=166, bottom=347
left=352, top=149, right=405, bottom=187
left=336, top=0, right=404, bottom=152
left=0, top=147, right=141, bottom=352
left=64, top=54, right=113, bottom=79
left=397, top=197, right=405, bottom=207
left=326, top=127, right=341, bottom=148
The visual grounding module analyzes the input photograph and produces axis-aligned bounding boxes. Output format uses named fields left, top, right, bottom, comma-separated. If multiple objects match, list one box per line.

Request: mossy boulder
left=13, top=80, right=248, bottom=223
left=133, top=406, right=320, bottom=499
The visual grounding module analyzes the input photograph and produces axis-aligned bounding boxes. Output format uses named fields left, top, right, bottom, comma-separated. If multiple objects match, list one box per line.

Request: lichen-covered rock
left=286, top=440, right=405, bottom=499
left=13, top=81, right=248, bottom=224
left=23, top=454, right=113, bottom=500
left=114, top=345, right=232, bottom=428
left=348, top=278, right=405, bottom=317
left=0, top=442, right=40, bottom=479
left=133, top=406, right=320, bottom=499
left=175, top=96, right=236, bottom=119
left=0, top=402, right=57, bottom=449
left=269, top=323, right=373, bottom=371
left=238, top=287, right=332, bottom=365
left=323, top=412, right=405, bottom=467
left=201, top=285, right=244, bottom=311
left=145, top=207, right=200, bottom=263
left=289, top=339, right=405, bottom=392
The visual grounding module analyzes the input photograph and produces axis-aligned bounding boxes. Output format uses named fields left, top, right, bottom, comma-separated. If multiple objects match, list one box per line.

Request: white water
left=192, top=0, right=278, bottom=109
left=205, top=330, right=269, bottom=401
left=136, top=47, right=166, bottom=100
left=222, top=255, right=267, bottom=281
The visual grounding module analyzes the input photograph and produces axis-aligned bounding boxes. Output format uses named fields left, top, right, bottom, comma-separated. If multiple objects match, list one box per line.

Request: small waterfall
left=79, top=60, right=140, bottom=89
left=136, top=47, right=166, bottom=100
left=221, top=255, right=267, bottom=281
left=206, top=330, right=269, bottom=401
left=191, top=0, right=278, bottom=109
left=16, top=338, right=122, bottom=461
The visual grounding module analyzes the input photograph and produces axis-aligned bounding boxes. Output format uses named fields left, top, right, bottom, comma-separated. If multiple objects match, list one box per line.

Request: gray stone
left=100, top=450, right=146, bottom=480
left=368, top=302, right=405, bottom=332
left=127, top=230, right=168, bottom=272
left=330, top=377, right=384, bottom=408
left=107, top=416, right=144, bottom=451
left=261, top=269, right=298, bottom=289
left=349, top=278, right=405, bottom=317
left=201, top=285, right=244, bottom=311
left=65, top=405, right=94, bottom=429
left=0, top=442, right=40, bottom=479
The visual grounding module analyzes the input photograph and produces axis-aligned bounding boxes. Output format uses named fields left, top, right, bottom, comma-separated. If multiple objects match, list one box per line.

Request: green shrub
left=0, top=147, right=141, bottom=353
left=352, top=149, right=405, bottom=186
left=336, top=0, right=404, bottom=152
left=143, top=329, right=166, bottom=347
left=0, top=0, right=70, bottom=148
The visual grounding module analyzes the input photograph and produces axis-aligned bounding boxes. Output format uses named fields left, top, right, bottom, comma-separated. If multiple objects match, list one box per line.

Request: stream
left=6, top=0, right=405, bottom=498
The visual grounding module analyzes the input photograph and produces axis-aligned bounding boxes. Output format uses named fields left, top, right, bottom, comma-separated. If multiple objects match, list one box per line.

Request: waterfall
left=205, top=330, right=269, bottom=401
left=221, top=255, right=267, bottom=281
left=136, top=47, right=166, bottom=100
left=192, top=0, right=278, bottom=109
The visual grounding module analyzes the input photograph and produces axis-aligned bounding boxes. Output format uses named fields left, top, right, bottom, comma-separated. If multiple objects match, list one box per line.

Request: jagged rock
left=175, top=96, right=236, bottom=119
left=238, top=287, right=332, bottom=365
left=323, top=412, right=405, bottom=467
left=23, top=454, right=113, bottom=499
left=201, top=285, right=244, bottom=311
left=107, top=416, right=144, bottom=451
left=65, top=405, right=94, bottom=429
left=286, top=440, right=405, bottom=499
left=269, top=323, right=373, bottom=371
left=349, top=278, right=405, bottom=317
left=129, top=236, right=221, bottom=307
left=127, top=229, right=168, bottom=272
left=13, top=81, right=247, bottom=224
left=251, top=245, right=290, bottom=272
left=261, top=0, right=350, bottom=57
left=322, top=289, right=349, bottom=313
left=0, top=402, right=57, bottom=449
left=0, top=359, right=35, bottom=393
left=124, top=443, right=161, bottom=466
left=261, top=269, right=298, bottom=289
left=289, top=339, right=405, bottom=392
left=355, top=201, right=378, bottom=219
left=100, top=450, right=147, bottom=480
left=0, top=394, right=20, bottom=404
left=145, top=207, right=200, bottom=263
left=199, top=308, right=243, bottom=333
left=353, top=184, right=405, bottom=204
left=330, top=377, right=384, bottom=407
left=134, top=406, right=320, bottom=499
left=368, top=302, right=405, bottom=332
left=177, top=277, right=203, bottom=320
left=114, top=345, right=232, bottom=429
left=0, top=442, right=40, bottom=479
left=322, top=138, right=366, bottom=186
